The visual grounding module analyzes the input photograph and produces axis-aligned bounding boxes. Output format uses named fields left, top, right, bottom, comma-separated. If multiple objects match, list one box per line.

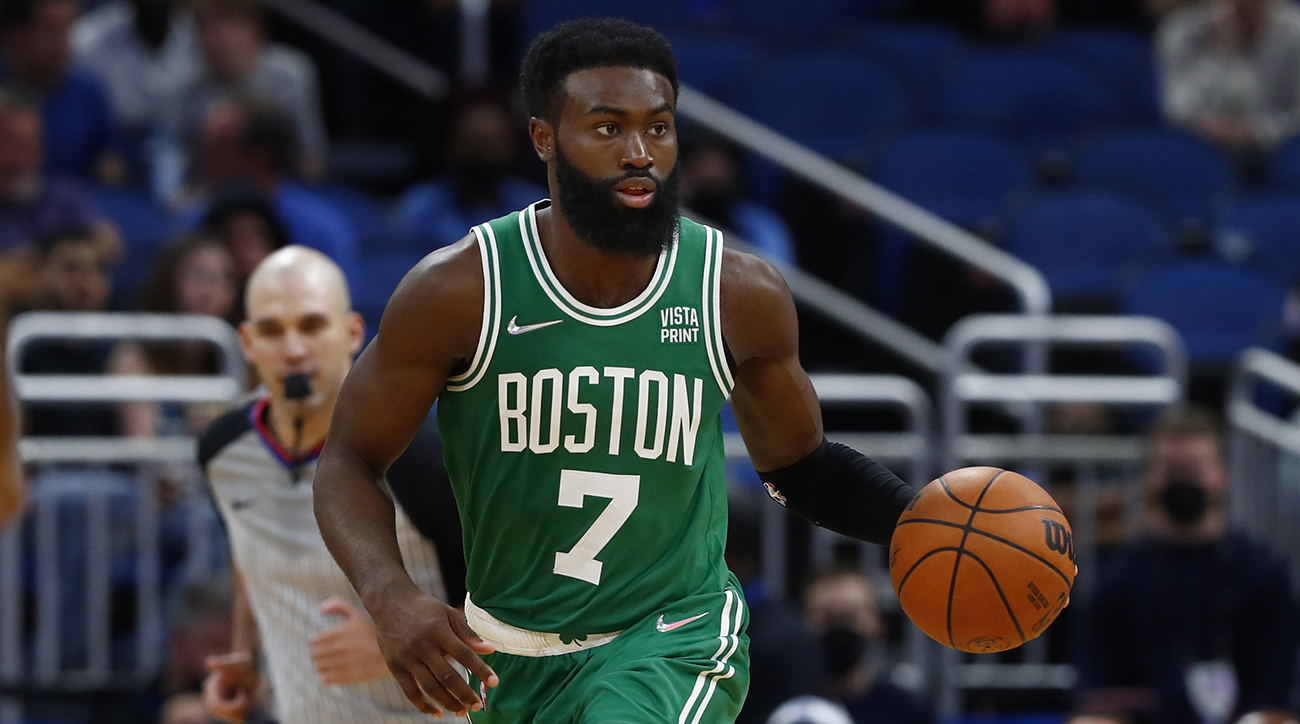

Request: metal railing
left=726, top=373, right=936, bottom=695
left=937, top=314, right=1188, bottom=718
left=2, top=313, right=244, bottom=699
left=1227, top=347, right=1300, bottom=593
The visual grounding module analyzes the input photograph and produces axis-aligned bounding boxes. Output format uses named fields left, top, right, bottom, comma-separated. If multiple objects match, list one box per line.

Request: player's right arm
left=314, top=235, right=497, bottom=718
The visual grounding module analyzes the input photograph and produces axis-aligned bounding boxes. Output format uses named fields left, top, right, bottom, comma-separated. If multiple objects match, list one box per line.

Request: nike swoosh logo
left=231, top=499, right=257, bottom=511
left=507, top=315, right=563, bottom=336
left=655, top=612, right=710, bottom=633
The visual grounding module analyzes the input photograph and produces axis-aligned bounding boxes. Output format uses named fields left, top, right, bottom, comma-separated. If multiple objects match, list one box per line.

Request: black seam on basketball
left=938, top=476, right=976, bottom=510
left=961, top=549, right=1027, bottom=644
left=973, top=505, right=1064, bottom=515
left=947, top=470, right=1004, bottom=648
left=895, top=518, right=1072, bottom=586
left=897, top=546, right=964, bottom=595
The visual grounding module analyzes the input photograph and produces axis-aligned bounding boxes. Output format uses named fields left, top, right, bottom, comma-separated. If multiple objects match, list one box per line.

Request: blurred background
left=5, top=0, right=1300, bottom=723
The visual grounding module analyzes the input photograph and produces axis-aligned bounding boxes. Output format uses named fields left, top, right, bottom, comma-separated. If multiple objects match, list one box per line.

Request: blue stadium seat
left=1048, top=28, right=1154, bottom=122
left=731, top=0, right=863, bottom=37
left=1006, top=191, right=1169, bottom=300
left=669, top=34, right=761, bottom=106
left=1216, top=193, right=1300, bottom=286
left=937, top=51, right=1112, bottom=145
left=309, top=184, right=395, bottom=253
left=1267, top=135, right=1300, bottom=190
left=355, top=253, right=423, bottom=333
left=1124, top=260, right=1284, bottom=365
left=745, top=52, right=908, bottom=158
left=849, top=23, right=964, bottom=89
left=1072, top=128, right=1233, bottom=224
left=871, top=129, right=1033, bottom=209
left=849, top=23, right=964, bottom=118
left=870, top=129, right=1032, bottom=311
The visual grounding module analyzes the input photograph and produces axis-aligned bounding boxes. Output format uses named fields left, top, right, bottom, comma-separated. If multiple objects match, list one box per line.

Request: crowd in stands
left=3, top=0, right=1300, bottom=722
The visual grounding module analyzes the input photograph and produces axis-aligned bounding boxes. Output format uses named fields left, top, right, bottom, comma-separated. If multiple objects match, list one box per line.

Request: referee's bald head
left=245, top=246, right=351, bottom=318
left=239, top=246, right=364, bottom=411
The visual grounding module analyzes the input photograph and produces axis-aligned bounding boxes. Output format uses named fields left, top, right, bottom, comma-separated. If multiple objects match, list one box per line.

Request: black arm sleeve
left=386, top=416, right=468, bottom=605
left=757, top=437, right=917, bottom=546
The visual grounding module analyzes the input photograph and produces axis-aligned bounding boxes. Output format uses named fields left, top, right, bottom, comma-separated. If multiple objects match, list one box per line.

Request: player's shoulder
left=197, top=400, right=258, bottom=472
left=391, top=234, right=484, bottom=308
left=718, top=244, right=793, bottom=313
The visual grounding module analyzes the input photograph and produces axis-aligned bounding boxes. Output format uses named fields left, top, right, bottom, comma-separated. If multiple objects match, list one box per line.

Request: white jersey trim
left=446, top=224, right=502, bottom=392
left=463, top=594, right=622, bottom=657
left=678, top=588, right=745, bottom=724
left=700, top=227, right=733, bottom=399
left=519, top=201, right=678, bottom=327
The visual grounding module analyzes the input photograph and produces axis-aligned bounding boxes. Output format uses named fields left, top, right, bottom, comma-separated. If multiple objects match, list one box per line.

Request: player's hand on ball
left=313, top=596, right=392, bottom=685
left=202, top=651, right=257, bottom=724
left=371, top=589, right=498, bottom=718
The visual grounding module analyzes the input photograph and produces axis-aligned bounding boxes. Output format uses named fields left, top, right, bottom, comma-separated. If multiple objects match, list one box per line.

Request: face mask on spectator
left=1161, top=476, right=1209, bottom=525
left=819, top=624, right=867, bottom=679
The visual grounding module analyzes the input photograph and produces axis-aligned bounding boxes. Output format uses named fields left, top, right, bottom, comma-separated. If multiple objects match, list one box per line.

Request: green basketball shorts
left=464, top=580, right=750, bottom=724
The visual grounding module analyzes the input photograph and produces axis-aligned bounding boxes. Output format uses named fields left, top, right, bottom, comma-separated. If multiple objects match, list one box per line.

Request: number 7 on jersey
left=553, top=470, right=640, bottom=585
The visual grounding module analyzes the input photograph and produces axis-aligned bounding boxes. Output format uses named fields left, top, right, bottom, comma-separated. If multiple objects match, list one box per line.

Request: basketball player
left=199, top=246, right=465, bottom=724
left=315, top=19, right=917, bottom=723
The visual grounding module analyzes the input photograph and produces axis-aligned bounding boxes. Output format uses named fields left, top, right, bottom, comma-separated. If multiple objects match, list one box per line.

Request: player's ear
left=237, top=320, right=253, bottom=358
left=346, top=311, right=364, bottom=356
left=530, top=117, right=555, bottom=162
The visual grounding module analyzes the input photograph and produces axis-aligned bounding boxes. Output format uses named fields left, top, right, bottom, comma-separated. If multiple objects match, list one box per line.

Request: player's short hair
left=519, top=17, right=678, bottom=125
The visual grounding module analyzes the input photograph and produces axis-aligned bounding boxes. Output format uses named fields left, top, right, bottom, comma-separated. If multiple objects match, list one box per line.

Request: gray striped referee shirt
left=201, top=397, right=465, bottom=724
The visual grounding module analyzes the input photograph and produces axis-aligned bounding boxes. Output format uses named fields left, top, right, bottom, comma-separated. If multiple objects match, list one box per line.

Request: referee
left=199, top=246, right=465, bottom=724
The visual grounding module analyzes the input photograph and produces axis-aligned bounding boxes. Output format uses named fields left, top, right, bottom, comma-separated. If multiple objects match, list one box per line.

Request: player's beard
left=554, top=140, right=680, bottom=257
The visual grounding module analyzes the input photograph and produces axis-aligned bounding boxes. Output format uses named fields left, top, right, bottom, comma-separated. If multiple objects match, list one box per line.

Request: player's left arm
left=721, top=248, right=916, bottom=546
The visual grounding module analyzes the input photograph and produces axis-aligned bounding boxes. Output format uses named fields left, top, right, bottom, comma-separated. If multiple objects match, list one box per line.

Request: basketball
left=889, top=467, right=1076, bottom=654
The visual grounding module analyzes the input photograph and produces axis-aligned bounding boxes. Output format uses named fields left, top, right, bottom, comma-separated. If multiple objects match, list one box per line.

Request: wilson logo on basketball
left=1040, top=518, right=1075, bottom=562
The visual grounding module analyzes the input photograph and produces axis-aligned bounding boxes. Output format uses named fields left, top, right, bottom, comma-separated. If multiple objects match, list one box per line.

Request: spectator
left=680, top=133, right=796, bottom=265
left=0, top=89, right=120, bottom=259
left=20, top=228, right=117, bottom=437
left=181, top=97, right=356, bottom=288
left=727, top=493, right=825, bottom=724
left=177, top=0, right=326, bottom=179
left=200, top=183, right=287, bottom=287
left=1158, top=0, right=1300, bottom=154
left=73, top=0, right=202, bottom=185
left=395, top=94, right=545, bottom=250
left=1075, top=407, right=1298, bottom=724
left=0, top=0, right=123, bottom=182
left=110, top=235, right=238, bottom=439
left=803, top=568, right=937, bottom=724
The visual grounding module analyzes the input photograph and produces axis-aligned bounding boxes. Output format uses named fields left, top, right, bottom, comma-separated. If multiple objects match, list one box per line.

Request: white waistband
left=463, top=594, right=622, bottom=657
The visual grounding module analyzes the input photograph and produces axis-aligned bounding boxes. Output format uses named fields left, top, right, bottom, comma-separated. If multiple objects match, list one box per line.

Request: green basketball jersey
left=437, top=201, right=735, bottom=638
